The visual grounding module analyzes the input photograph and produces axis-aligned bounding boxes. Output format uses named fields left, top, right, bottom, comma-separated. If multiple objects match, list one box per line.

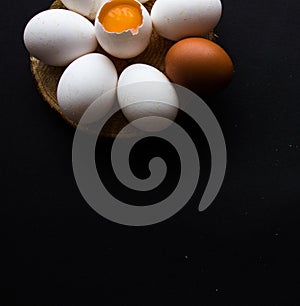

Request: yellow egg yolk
left=99, top=2, right=142, bottom=33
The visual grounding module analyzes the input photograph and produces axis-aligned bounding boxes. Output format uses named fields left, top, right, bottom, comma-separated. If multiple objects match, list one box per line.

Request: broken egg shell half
left=95, top=0, right=152, bottom=59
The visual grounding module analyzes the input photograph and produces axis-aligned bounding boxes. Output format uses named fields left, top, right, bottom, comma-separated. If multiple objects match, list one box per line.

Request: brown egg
left=165, top=37, right=234, bottom=95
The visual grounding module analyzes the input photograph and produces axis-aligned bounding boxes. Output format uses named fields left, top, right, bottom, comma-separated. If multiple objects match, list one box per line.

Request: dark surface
left=2, top=0, right=300, bottom=305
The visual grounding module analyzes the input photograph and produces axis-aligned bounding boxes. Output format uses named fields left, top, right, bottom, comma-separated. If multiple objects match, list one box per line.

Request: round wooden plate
left=30, top=0, right=216, bottom=137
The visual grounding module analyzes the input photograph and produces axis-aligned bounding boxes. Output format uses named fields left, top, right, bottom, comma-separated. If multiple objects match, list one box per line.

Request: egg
left=23, top=9, right=98, bottom=66
left=95, top=0, right=152, bottom=59
left=165, top=38, right=234, bottom=95
left=60, top=0, right=108, bottom=20
left=57, top=53, right=118, bottom=123
left=151, top=0, right=222, bottom=41
left=117, top=64, right=179, bottom=131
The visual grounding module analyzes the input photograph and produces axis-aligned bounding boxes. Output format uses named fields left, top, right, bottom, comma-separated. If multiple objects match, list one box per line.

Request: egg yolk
left=99, top=2, right=142, bottom=33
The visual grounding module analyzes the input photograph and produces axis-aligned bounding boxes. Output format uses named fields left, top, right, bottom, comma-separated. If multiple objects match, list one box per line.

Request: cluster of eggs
left=24, top=0, right=234, bottom=129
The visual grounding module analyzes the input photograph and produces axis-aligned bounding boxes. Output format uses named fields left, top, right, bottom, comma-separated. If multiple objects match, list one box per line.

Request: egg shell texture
left=95, top=0, right=152, bottom=59
left=165, top=38, right=234, bottom=95
left=60, top=0, right=108, bottom=19
left=57, top=53, right=118, bottom=123
left=24, top=9, right=98, bottom=66
left=117, top=64, right=179, bottom=131
left=151, top=0, right=222, bottom=41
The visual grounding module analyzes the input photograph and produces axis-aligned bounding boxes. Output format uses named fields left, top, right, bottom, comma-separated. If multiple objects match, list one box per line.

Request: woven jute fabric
left=30, top=0, right=215, bottom=137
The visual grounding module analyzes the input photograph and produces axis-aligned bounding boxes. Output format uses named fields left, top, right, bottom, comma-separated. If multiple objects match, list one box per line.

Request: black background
left=2, top=0, right=300, bottom=305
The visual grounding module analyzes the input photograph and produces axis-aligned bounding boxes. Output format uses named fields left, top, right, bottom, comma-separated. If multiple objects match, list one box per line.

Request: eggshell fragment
left=57, top=53, right=118, bottom=123
left=117, top=64, right=179, bottom=131
left=23, top=9, right=98, bottom=67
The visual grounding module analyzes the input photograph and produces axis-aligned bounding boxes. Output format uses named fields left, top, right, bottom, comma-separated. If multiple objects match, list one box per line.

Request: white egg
left=151, top=0, right=222, bottom=41
left=95, top=0, right=152, bottom=59
left=61, top=0, right=108, bottom=20
left=117, top=64, right=179, bottom=131
left=57, top=53, right=118, bottom=123
left=24, top=9, right=98, bottom=66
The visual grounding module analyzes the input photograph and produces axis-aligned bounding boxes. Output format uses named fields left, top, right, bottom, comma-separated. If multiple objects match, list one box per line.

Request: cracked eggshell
left=23, top=9, right=98, bottom=66
left=95, top=0, right=152, bottom=59
left=151, top=0, right=222, bottom=41
left=57, top=53, right=118, bottom=123
left=61, top=0, right=108, bottom=20
left=117, top=64, right=179, bottom=131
